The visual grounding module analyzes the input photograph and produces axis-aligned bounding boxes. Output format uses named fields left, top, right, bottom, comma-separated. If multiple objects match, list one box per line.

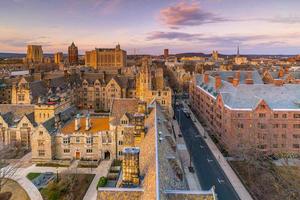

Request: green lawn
left=26, top=172, right=41, bottom=181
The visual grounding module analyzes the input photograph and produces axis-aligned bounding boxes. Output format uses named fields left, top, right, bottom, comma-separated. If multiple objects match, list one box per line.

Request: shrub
left=97, top=176, right=107, bottom=188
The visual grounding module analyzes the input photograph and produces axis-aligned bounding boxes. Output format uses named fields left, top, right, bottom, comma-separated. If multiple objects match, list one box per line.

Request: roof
left=208, top=70, right=264, bottom=84
left=110, top=98, right=139, bottom=125
left=29, top=81, right=48, bottom=99
left=61, top=117, right=109, bottom=134
left=195, top=74, right=300, bottom=110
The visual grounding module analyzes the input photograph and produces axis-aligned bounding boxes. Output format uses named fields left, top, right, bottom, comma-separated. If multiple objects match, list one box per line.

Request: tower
left=164, top=49, right=169, bottom=59
left=122, top=147, right=140, bottom=186
left=237, top=45, right=240, bottom=57
left=26, top=45, right=43, bottom=63
left=68, top=42, right=78, bottom=65
left=136, top=58, right=152, bottom=100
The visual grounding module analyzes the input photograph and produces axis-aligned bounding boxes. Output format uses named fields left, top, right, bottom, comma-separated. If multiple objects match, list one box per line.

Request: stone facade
left=26, top=45, right=43, bottom=63
left=85, top=44, right=126, bottom=70
left=68, top=42, right=78, bottom=65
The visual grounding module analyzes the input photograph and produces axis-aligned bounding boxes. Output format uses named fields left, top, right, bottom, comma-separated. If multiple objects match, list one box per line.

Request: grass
left=26, top=172, right=41, bottom=181
left=36, top=163, right=69, bottom=167
left=230, top=160, right=300, bottom=200
left=40, top=174, right=95, bottom=200
left=96, top=176, right=107, bottom=188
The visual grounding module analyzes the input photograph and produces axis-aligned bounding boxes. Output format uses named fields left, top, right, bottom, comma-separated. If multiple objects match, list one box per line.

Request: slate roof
left=110, top=98, right=139, bottom=126
left=195, top=74, right=300, bottom=110
left=42, top=106, right=77, bottom=134
left=29, top=81, right=48, bottom=100
left=207, top=70, right=264, bottom=84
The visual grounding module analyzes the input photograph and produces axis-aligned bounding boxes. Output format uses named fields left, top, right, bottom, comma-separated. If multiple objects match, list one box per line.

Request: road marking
left=218, top=178, right=224, bottom=184
left=207, top=158, right=213, bottom=162
left=195, top=135, right=201, bottom=138
left=200, top=145, right=204, bottom=149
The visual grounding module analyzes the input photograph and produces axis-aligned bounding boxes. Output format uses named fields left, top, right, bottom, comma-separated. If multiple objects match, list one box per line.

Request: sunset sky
left=1, top=0, right=300, bottom=55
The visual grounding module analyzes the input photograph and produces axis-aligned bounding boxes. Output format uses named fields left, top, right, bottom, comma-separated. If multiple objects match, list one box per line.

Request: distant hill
left=0, top=53, right=26, bottom=59
left=175, top=52, right=209, bottom=58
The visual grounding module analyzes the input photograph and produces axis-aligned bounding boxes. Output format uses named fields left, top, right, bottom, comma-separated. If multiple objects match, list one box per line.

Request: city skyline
left=1, top=0, right=300, bottom=55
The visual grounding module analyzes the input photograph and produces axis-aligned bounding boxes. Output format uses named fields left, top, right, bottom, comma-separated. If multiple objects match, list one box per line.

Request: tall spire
left=237, top=44, right=240, bottom=57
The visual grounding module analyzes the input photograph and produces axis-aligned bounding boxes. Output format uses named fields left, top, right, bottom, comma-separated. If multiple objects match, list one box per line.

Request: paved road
left=175, top=105, right=240, bottom=200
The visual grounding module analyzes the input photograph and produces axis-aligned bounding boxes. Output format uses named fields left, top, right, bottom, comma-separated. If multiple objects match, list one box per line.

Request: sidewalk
left=187, top=104, right=253, bottom=200
left=172, top=119, right=201, bottom=190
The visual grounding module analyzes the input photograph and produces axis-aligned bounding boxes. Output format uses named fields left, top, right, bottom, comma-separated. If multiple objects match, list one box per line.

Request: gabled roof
left=110, top=98, right=139, bottom=126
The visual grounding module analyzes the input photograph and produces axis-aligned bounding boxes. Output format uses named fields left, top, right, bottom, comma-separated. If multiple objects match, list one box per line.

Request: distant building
left=54, top=52, right=64, bottom=64
left=85, top=44, right=126, bottom=70
left=164, top=49, right=169, bottom=59
left=212, top=50, right=219, bottom=60
left=26, top=45, right=43, bottom=63
left=234, top=45, right=247, bottom=65
left=68, top=42, right=78, bottom=65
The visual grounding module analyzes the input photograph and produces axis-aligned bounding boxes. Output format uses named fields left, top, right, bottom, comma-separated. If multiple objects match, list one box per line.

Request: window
left=121, top=120, right=127, bottom=125
left=274, top=114, right=278, bottom=118
left=273, top=144, right=278, bottom=148
left=273, top=124, right=279, bottom=128
left=293, top=144, right=300, bottom=149
left=64, top=149, right=70, bottom=153
left=76, top=137, right=80, bottom=143
left=86, top=149, right=93, bottom=153
left=282, top=114, right=287, bottom=118
left=237, top=113, right=243, bottom=118
left=38, top=150, right=45, bottom=156
left=63, top=137, right=70, bottom=144
left=293, top=124, right=300, bottom=129
left=282, top=124, right=287, bottom=128
left=237, top=123, right=244, bottom=129
left=118, top=151, right=123, bottom=156
left=86, top=137, right=93, bottom=144
left=282, top=134, right=287, bottom=139
left=118, top=141, right=123, bottom=145
left=294, top=114, right=300, bottom=118
left=259, top=113, right=266, bottom=118
left=39, top=131, right=43, bottom=136
left=258, top=123, right=267, bottom=129
left=22, top=123, right=28, bottom=127
left=38, top=140, right=44, bottom=147
left=293, top=134, right=300, bottom=139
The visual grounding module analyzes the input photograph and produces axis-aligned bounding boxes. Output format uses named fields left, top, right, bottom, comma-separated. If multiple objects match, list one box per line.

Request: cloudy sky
left=1, top=0, right=300, bottom=55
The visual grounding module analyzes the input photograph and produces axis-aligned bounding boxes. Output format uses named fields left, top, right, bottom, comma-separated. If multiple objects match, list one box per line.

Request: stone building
left=85, top=44, right=127, bottom=70
left=31, top=99, right=148, bottom=163
left=0, top=105, right=36, bottom=149
left=189, top=72, right=300, bottom=156
left=54, top=52, right=64, bottom=64
left=262, top=67, right=300, bottom=84
left=135, top=58, right=172, bottom=113
left=68, top=42, right=79, bottom=65
left=26, top=45, right=43, bottom=63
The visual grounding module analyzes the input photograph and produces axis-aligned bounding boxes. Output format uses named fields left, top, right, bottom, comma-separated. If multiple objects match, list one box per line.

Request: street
left=175, top=105, right=240, bottom=200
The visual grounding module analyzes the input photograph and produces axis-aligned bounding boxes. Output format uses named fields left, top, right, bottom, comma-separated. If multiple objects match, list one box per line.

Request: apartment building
left=189, top=71, right=300, bottom=156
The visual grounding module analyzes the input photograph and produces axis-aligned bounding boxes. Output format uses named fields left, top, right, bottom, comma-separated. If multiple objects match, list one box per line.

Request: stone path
left=83, top=160, right=111, bottom=200
left=186, top=103, right=253, bottom=200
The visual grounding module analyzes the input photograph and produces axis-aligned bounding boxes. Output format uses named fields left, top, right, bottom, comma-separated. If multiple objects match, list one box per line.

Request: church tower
left=136, top=57, right=152, bottom=100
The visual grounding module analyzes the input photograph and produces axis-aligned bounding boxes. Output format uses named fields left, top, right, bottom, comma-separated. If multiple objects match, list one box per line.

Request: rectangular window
left=293, top=124, right=300, bottom=129
left=39, top=131, right=43, bottom=136
left=38, top=150, right=45, bottom=156
left=63, top=137, right=70, bottom=144
left=293, top=144, right=300, bottom=148
left=76, top=137, right=80, bottom=143
left=259, top=113, right=266, bottom=118
left=118, top=151, right=123, bottom=156
left=38, top=140, right=44, bottom=147
left=274, top=114, right=278, bottom=118
left=63, top=149, right=70, bottom=153
left=282, top=114, right=287, bottom=118
left=294, top=114, right=300, bottom=118
left=282, top=124, right=287, bottom=128
left=273, top=124, right=279, bottom=128
left=86, top=137, right=93, bottom=144
left=118, top=141, right=123, bottom=145
left=86, top=149, right=93, bottom=153
left=293, top=134, right=300, bottom=139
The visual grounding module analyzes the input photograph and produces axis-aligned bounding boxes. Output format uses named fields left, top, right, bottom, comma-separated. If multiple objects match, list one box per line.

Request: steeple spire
left=237, top=44, right=240, bottom=57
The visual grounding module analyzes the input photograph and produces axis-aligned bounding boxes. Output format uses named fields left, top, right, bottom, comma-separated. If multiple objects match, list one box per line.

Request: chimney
left=285, top=66, right=289, bottom=73
left=203, top=72, right=209, bottom=84
left=274, top=79, right=284, bottom=86
left=245, top=79, right=254, bottom=84
left=232, top=78, right=239, bottom=87
left=215, top=75, right=222, bottom=90
left=85, top=113, right=91, bottom=130
left=227, top=76, right=234, bottom=83
left=122, top=147, right=140, bottom=186
left=54, top=113, right=61, bottom=129
left=278, top=67, right=284, bottom=78
left=75, top=114, right=81, bottom=131
left=235, top=71, right=240, bottom=80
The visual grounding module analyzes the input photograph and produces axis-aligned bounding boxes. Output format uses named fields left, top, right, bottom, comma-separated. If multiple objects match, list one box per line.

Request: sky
left=0, top=0, right=300, bottom=55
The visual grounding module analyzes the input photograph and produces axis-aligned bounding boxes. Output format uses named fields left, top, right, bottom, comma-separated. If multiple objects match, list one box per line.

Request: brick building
left=189, top=71, right=300, bottom=156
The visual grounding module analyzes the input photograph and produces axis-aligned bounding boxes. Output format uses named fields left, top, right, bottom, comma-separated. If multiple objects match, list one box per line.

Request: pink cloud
left=159, top=1, right=227, bottom=28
